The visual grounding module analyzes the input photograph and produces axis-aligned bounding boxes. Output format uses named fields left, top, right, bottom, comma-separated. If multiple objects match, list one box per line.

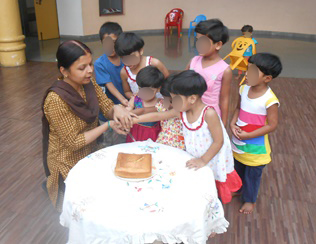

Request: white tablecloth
left=60, top=140, right=229, bottom=244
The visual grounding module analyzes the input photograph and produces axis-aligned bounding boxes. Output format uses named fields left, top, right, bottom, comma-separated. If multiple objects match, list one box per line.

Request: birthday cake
left=115, top=153, right=152, bottom=178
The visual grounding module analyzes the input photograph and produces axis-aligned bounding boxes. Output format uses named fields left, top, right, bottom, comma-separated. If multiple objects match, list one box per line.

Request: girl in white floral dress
left=136, top=70, right=242, bottom=204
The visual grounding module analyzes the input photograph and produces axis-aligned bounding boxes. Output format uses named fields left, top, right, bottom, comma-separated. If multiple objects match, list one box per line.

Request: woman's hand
left=113, top=104, right=137, bottom=131
left=186, top=158, right=207, bottom=171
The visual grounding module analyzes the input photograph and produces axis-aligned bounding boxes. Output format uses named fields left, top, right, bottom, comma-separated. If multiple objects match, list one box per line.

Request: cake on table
left=115, top=153, right=152, bottom=178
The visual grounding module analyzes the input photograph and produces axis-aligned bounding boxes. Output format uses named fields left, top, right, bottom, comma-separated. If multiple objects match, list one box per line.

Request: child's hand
left=127, top=96, right=135, bottom=110
left=230, top=124, right=241, bottom=140
left=132, top=118, right=138, bottom=125
left=236, top=130, right=250, bottom=140
left=109, top=120, right=128, bottom=135
left=126, top=107, right=133, bottom=112
left=120, top=99, right=129, bottom=107
left=186, top=158, right=207, bottom=171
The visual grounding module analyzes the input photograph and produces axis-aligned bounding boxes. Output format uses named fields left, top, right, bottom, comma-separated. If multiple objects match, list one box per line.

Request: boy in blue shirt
left=94, top=22, right=127, bottom=146
left=237, top=25, right=258, bottom=79
left=241, top=25, right=258, bottom=58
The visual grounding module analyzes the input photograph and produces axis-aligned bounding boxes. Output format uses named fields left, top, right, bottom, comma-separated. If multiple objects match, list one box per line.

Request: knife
left=128, top=132, right=137, bottom=142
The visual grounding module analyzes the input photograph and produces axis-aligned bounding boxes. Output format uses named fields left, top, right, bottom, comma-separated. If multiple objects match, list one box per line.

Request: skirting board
left=60, top=28, right=316, bottom=42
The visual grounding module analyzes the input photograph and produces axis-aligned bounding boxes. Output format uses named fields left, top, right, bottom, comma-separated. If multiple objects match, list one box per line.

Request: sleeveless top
left=190, top=56, right=229, bottom=117
left=180, top=106, right=234, bottom=182
left=124, top=56, right=152, bottom=95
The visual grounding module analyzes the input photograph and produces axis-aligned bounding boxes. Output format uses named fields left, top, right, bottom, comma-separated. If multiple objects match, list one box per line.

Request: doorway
left=19, top=0, right=59, bottom=40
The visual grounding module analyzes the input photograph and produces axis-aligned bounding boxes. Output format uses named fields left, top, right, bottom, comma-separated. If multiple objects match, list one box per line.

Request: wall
left=56, top=0, right=84, bottom=36
left=81, top=0, right=316, bottom=36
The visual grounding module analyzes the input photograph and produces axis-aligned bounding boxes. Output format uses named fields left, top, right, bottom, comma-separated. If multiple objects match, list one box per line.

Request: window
left=99, top=0, right=123, bottom=16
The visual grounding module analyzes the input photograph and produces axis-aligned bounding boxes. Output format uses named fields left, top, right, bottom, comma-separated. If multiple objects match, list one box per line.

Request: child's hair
left=114, top=32, right=145, bottom=56
left=99, top=22, right=122, bottom=41
left=241, top=25, right=253, bottom=33
left=160, top=78, right=171, bottom=97
left=56, top=40, right=91, bottom=69
left=169, top=70, right=207, bottom=97
left=136, top=66, right=164, bottom=88
left=195, top=19, right=229, bottom=44
left=249, top=53, right=282, bottom=78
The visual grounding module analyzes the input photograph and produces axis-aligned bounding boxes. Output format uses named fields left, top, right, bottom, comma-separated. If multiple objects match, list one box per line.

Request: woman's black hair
left=99, top=22, right=122, bottom=41
left=114, top=32, right=145, bottom=56
left=169, top=70, right=207, bottom=97
left=195, top=19, right=229, bottom=44
left=241, top=25, right=253, bottom=33
left=56, top=40, right=92, bottom=69
left=248, top=53, right=282, bottom=78
left=136, top=66, right=164, bottom=88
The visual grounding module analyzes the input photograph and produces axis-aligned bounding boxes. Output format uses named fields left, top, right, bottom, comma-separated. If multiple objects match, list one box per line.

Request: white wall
left=56, top=0, right=84, bottom=36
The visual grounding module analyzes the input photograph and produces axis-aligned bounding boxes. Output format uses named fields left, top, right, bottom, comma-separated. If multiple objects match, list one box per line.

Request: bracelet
left=108, top=120, right=112, bottom=132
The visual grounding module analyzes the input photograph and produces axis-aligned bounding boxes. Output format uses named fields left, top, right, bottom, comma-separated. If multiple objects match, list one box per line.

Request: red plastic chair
left=164, top=8, right=184, bottom=38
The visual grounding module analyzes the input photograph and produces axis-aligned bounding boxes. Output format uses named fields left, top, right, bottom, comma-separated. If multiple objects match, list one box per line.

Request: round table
left=60, top=140, right=229, bottom=244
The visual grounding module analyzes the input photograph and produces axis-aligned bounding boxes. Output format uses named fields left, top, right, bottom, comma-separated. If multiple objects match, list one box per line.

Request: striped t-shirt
left=232, top=85, right=279, bottom=166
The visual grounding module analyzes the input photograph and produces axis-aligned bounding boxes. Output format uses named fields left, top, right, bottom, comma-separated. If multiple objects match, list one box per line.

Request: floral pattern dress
left=155, top=100, right=185, bottom=150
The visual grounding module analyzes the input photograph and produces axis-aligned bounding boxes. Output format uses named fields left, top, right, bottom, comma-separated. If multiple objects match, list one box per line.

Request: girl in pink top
left=187, top=19, right=232, bottom=126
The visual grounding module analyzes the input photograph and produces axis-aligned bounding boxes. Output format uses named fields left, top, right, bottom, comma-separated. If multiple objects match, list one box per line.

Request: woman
left=42, top=40, right=133, bottom=211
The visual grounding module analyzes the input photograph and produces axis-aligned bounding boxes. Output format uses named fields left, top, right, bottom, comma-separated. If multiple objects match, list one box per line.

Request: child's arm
left=253, top=38, right=258, bottom=55
left=236, top=104, right=278, bottom=140
left=219, top=67, right=233, bottom=126
left=185, top=58, right=193, bottom=70
left=105, top=82, right=128, bottom=106
left=133, top=109, right=180, bottom=124
left=125, top=96, right=158, bottom=116
left=129, top=106, right=157, bottom=116
left=120, top=68, right=133, bottom=99
left=151, top=58, right=170, bottom=78
left=230, top=95, right=242, bottom=139
left=186, top=109, right=224, bottom=170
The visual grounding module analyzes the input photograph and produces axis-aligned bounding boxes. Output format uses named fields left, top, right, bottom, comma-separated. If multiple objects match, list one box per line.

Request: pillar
left=0, top=0, right=26, bottom=67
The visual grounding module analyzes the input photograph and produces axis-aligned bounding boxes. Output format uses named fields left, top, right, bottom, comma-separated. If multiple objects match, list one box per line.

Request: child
left=135, top=70, right=242, bottom=204
left=236, top=25, right=258, bottom=79
left=126, top=66, right=163, bottom=142
left=95, top=22, right=128, bottom=108
left=241, top=25, right=258, bottom=59
left=136, top=78, right=185, bottom=150
left=94, top=22, right=127, bottom=146
left=114, top=32, right=169, bottom=99
left=187, top=19, right=232, bottom=126
left=230, top=53, right=282, bottom=214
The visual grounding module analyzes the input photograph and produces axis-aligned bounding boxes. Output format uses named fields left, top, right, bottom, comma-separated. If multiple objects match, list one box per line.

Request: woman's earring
left=64, top=75, right=68, bottom=78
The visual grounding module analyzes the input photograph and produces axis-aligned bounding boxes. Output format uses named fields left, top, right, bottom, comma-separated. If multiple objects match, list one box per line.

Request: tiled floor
left=25, top=33, right=316, bottom=79
left=0, top=61, right=316, bottom=244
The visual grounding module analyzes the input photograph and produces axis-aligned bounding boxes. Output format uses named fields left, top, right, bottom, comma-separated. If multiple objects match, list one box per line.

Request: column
left=0, top=0, right=26, bottom=67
